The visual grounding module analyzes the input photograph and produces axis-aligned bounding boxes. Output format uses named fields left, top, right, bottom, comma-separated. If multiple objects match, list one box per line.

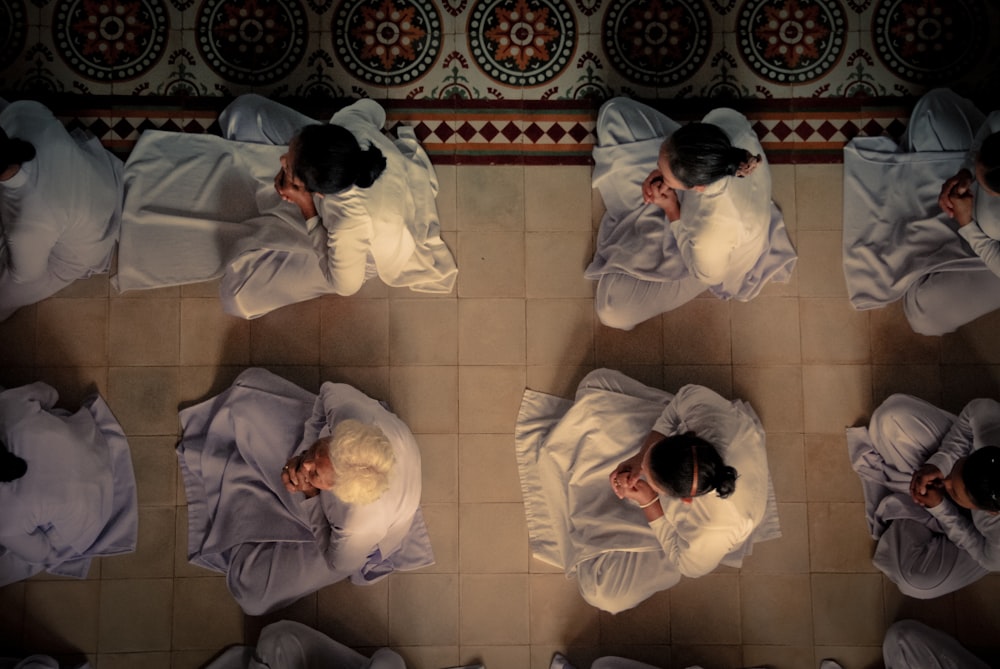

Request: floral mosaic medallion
left=872, top=0, right=987, bottom=84
left=53, top=0, right=169, bottom=81
left=1, top=0, right=27, bottom=73
left=736, top=0, right=846, bottom=84
left=468, top=0, right=577, bottom=86
left=332, top=0, right=442, bottom=86
left=196, top=0, right=307, bottom=85
left=602, top=0, right=711, bottom=86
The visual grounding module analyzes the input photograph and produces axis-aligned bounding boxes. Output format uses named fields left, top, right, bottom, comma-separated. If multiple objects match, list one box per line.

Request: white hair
left=323, top=419, right=395, bottom=505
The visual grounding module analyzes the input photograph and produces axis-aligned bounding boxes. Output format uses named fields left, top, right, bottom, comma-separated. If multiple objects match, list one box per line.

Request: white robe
left=882, top=619, right=989, bottom=669
left=847, top=394, right=1000, bottom=598
left=203, top=621, right=406, bottom=669
left=0, top=383, right=137, bottom=586
left=114, top=96, right=456, bottom=318
left=585, top=98, right=796, bottom=330
left=515, top=368, right=779, bottom=614
left=842, top=88, right=1000, bottom=335
left=177, top=368, right=433, bottom=616
left=0, top=100, right=123, bottom=321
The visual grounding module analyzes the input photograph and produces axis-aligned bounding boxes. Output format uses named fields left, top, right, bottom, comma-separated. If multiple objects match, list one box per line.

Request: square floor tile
left=460, top=503, right=529, bottom=573
left=316, top=579, right=389, bottom=647
left=99, top=578, right=173, bottom=652
left=529, top=574, right=600, bottom=645
left=388, top=574, right=459, bottom=645
left=460, top=575, right=530, bottom=645
left=811, top=573, right=885, bottom=645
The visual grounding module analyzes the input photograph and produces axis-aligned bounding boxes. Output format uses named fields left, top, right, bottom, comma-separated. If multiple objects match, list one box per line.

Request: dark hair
left=978, top=132, right=1000, bottom=194
left=0, top=127, right=36, bottom=172
left=0, top=441, right=27, bottom=483
left=646, top=431, right=738, bottom=499
left=963, top=445, right=1000, bottom=512
left=665, top=122, right=757, bottom=188
left=293, top=124, right=386, bottom=194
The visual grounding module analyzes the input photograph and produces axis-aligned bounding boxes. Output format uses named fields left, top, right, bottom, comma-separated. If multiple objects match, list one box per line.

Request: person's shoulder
left=1, top=100, right=56, bottom=129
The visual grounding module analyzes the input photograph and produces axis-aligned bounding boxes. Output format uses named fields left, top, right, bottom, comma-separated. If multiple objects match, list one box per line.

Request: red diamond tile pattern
left=55, top=107, right=909, bottom=165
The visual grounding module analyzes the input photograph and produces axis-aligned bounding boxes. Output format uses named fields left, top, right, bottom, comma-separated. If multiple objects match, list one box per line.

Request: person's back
left=0, top=101, right=120, bottom=281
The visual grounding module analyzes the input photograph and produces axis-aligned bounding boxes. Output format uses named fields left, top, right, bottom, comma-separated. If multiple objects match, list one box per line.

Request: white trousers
left=204, top=621, right=405, bottom=669
left=901, top=89, right=1000, bottom=335
left=865, top=395, right=989, bottom=598
left=883, top=619, right=989, bottom=669
left=593, top=99, right=706, bottom=330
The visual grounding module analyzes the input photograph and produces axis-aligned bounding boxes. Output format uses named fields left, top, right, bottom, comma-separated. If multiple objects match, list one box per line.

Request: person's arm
left=670, top=208, right=740, bottom=286
left=956, top=218, right=1000, bottom=277
left=925, top=399, right=992, bottom=478
left=4, top=217, right=61, bottom=284
left=926, top=502, right=1000, bottom=571
left=648, top=510, right=744, bottom=578
left=300, top=497, right=382, bottom=574
left=314, top=195, right=371, bottom=296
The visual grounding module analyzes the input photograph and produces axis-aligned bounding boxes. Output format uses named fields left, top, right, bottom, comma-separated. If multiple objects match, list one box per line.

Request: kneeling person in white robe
left=0, top=99, right=123, bottom=321
left=116, top=95, right=456, bottom=317
left=585, top=98, right=796, bottom=330
left=0, top=383, right=137, bottom=585
left=848, top=394, right=1000, bottom=598
left=178, top=368, right=433, bottom=615
left=516, top=369, right=779, bottom=614
left=843, top=88, right=1000, bottom=335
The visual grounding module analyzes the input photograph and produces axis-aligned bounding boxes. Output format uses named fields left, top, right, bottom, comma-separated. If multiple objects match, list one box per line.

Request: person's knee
left=218, top=94, right=269, bottom=137
left=594, top=287, right=640, bottom=331
left=870, top=393, right=919, bottom=433
left=576, top=560, right=644, bottom=615
left=874, top=532, right=952, bottom=599
left=903, top=295, right=953, bottom=336
left=883, top=619, right=927, bottom=651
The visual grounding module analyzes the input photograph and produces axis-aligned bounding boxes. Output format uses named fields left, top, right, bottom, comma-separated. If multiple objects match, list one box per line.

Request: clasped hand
left=642, top=169, right=681, bottom=221
left=609, top=453, right=656, bottom=505
left=909, top=463, right=945, bottom=508
left=938, top=168, right=975, bottom=227
left=281, top=452, right=319, bottom=498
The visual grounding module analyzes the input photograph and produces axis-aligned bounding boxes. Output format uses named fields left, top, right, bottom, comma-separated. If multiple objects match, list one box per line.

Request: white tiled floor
left=3, top=163, right=1000, bottom=669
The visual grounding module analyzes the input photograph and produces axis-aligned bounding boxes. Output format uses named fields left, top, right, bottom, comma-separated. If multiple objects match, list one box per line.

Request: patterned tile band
left=47, top=98, right=909, bottom=164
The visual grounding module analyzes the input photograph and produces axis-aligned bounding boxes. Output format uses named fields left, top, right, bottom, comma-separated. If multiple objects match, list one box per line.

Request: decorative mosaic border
left=32, top=95, right=910, bottom=164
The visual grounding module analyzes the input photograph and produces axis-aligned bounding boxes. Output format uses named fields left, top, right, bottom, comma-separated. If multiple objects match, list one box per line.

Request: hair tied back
left=734, top=153, right=761, bottom=178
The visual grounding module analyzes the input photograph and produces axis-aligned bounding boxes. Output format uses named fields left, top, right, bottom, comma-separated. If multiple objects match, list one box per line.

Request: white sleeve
left=957, top=221, right=1000, bottom=277
left=5, top=219, right=60, bottom=284
left=670, top=210, right=740, bottom=286
left=927, top=502, right=1000, bottom=571
left=317, top=195, right=371, bottom=296
left=926, top=399, right=997, bottom=476
left=301, top=496, right=382, bottom=574
left=647, top=513, right=742, bottom=578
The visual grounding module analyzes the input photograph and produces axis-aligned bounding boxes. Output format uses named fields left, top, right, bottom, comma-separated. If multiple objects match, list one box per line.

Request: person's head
left=0, top=439, right=27, bottom=483
left=284, top=124, right=387, bottom=195
left=657, top=122, right=760, bottom=191
left=975, top=132, right=1000, bottom=197
left=0, top=127, right=36, bottom=178
left=944, top=445, right=1000, bottom=513
left=641, top=431, right=738, bottom=501
left=300, top=419, right=395, bottom=504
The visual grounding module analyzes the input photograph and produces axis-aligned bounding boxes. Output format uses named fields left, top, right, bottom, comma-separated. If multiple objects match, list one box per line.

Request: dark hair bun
left=712, top=465, right=738, bottom=499
left=354, top=146, right=386, bottom=188
left=0, top=450, right=27, bottom=483
left=0, top=135, right=36, bottom=170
